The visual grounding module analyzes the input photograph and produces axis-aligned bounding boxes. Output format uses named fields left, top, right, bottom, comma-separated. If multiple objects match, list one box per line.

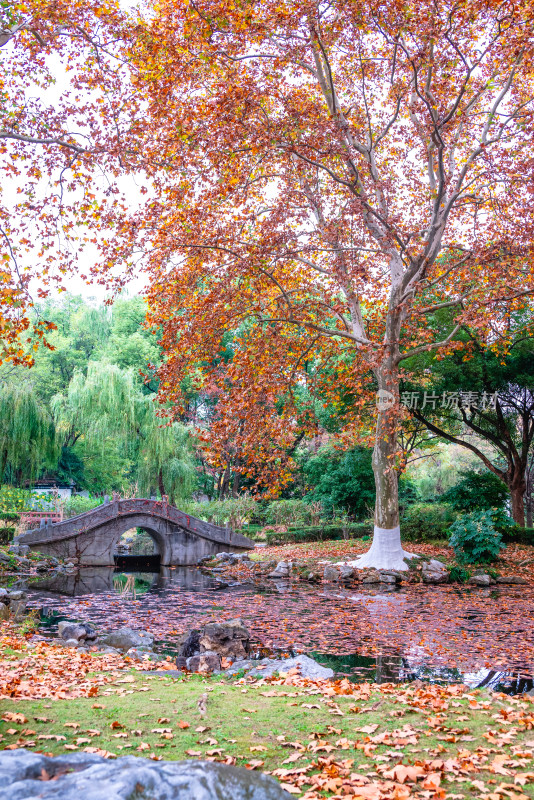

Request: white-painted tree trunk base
left=343, top=526, right=416, bottom=571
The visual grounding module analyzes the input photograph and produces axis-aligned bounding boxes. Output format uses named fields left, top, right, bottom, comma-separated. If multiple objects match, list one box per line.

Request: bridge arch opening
left=114, top=527, right=162, bottom=570
left=116, top=527, right=160, bottom=557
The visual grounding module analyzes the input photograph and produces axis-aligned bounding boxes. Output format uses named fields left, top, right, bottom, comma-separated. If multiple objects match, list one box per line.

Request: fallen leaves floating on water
left=25, top=541, right=534, bottom=680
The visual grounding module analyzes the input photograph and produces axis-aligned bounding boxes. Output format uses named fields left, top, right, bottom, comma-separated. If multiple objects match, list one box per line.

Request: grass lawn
left=2, top=660, right=534, bottom=799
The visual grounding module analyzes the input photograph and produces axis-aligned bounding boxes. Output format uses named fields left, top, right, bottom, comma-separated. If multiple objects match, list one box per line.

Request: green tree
left=302, top=447, right=375, bottom=520
left=442, top=470, right=508, bottom=513
left=0, top=382, right=57, bottom=485
left=404, top=323, right=534, bottom=526
left=100, top=296, right=160, bottom=377
left=30, top=297, right=112, bottom=403
left=53, top=361, right=196, bottom=499
left=138, top=421, right=196, bottom=503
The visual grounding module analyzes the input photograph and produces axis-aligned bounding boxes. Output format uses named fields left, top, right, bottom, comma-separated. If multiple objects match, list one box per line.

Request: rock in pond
left=468, top=573, right=492, bottom=586
left=199, top=618, right=250, bottom=660
left=0, top=749, right=292, bottom=799
left=267, top=561, right=291, bottom=578
left=339, top=564, right=354, bottom=581
left=249, top=654, right=334, bottom=680
left=58, top=622, right=88, bottom=642
left=186, top=650, right=222, bottom=673
left=323, top=565, right=340, bottom=582
left=422, top=559, right=449, bottom=584
left=99, top=627, right=154, bottom=652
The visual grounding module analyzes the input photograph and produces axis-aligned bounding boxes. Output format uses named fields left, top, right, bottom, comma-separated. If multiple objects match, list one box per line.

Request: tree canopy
left=117, top=0, right=534, bottom=567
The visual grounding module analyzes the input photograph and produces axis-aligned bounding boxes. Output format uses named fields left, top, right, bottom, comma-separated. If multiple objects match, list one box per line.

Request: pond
left=25, top=564, right=534, bottom=695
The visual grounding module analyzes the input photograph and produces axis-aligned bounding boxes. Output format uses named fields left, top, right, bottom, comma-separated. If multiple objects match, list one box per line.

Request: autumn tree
left=0, top=0, right=130, bottom=364
left=116, top=0, right=534, bottom=569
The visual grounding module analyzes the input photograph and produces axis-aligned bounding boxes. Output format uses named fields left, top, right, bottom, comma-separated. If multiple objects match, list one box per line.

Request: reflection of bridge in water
left=29, top=565, right=225, bottom=597
left=18, top=498, right=254, bottom=566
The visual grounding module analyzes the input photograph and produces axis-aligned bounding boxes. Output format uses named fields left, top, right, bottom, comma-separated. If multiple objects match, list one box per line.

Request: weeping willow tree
left=0, top=382, right=58, bottom=484
left=52, top=361, right=197, bottom=500
left=137, top=421, right=196, bottom=503
left=51, top=361, right=140, bottom=448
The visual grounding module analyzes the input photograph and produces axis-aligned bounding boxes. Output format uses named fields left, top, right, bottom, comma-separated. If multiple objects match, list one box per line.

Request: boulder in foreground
left=0, top=749, right=292, bottom=799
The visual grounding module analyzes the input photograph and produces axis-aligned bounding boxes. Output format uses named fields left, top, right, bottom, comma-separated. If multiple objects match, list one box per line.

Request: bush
left=265, top=500, right=322, bottom=527
left=0, top=526, right=15, bottom=544
left=501, top=525, right=534, bottom=545
left=442, top=470, right=508, bottom=512
left=265, top=522, right=372, bottom=546
left=400, top=503, right=456, bottom=542
left=449, top=510, right=504, bottom=564
left=63, top=495, right=103, bottom=519
left=0, top=486, right=51, bottom=513
left=181, top=497, right=258, bottom=528
left=485, top=510, right=534, bottom=545
left=0, top=512, right=20, bottom=523
left=448, top=565, right=472, bottom=584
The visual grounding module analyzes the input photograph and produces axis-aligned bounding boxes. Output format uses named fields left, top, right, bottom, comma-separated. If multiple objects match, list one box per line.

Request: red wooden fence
left=20, top=510, right=63, bottom=528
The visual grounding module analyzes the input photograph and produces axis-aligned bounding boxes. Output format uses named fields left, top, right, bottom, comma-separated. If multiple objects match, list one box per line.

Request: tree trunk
left=510, top=480, right=526, bottom=527
left=231, top=462, right=240, bottom=498
left=219, top=465, right=231, bottom=499
left=353, top=364, right=415, bottom=570
left=158, top=468, right=166, bottom=500
left=526, top=466, right=533, bottom=528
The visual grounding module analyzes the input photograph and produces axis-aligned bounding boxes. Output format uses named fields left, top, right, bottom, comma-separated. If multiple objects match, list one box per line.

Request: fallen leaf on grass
left=279, top=784, right=300, bottom=794
left=83, top=747, right=116, bottom=758
left=2, top=712, right=27, bottom=723
left=282, top=753, right=302, bottom=764
left=514, top=774, right=534, bottom=786
left=38, top=734, right=66, bottom=741
left=422, top=772, right=441, bottom=790
left=358, top=724, right=380, bottom=734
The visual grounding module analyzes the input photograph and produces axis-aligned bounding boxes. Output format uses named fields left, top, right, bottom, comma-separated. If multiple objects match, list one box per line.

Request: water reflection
left=311, top=650, right=534, bottom=694
left=29, top=565, right=225, bottom=597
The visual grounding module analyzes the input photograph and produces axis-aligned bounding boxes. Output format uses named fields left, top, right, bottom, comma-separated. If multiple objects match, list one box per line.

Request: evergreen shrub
left=449, top=510, right=504, bottom=564
left=0, top=526, right=14, bottom=544
left=400, top=503, right=456, bottom=542
left=265, top=522, right=372, bottom=546
left=442, top=470, right=508, bottom=512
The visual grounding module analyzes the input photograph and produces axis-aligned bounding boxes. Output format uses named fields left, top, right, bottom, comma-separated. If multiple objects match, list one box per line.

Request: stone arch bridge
left=18, top=498, right=254, bottom=566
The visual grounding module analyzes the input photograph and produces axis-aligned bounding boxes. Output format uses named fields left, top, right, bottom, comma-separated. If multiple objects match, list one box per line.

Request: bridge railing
left=20, top=510, right=63, bottom=529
